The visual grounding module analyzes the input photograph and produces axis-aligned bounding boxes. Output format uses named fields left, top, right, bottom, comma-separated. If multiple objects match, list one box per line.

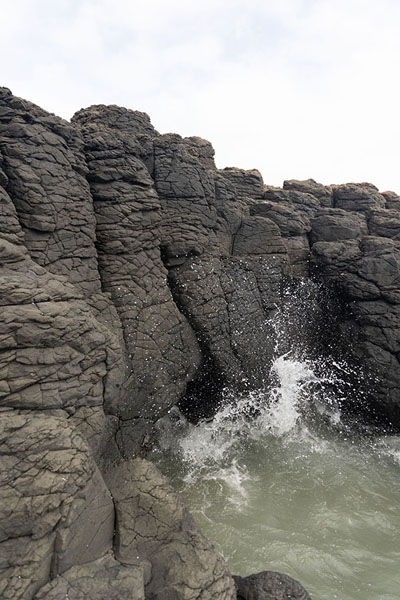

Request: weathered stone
left=382, top=190, right=400, bottom=210
left=0, top=88, right=100, bottom=297
left=73, top=107, right=202, bottom=426
left=168, top=254, right=286, bottom=396
left=0, top=412, right=114, bottom=600
left=105, top=458, right=236, bottom=600
left=234, top=570, right=311, bottom=600
left=283, top=178, right=333, bottom=207
left=333, top=182, right=386, bottom=212
left=284, top=235, right=310, bottom=277
left=368, top=209, right=400, bottom=238
left=2, top=87, right=400, bottom=600
left=233, top=216, right=286, bottom=256
left=250, top=201, right=311, bottom=236
left=310, top=208, right=368, bottom=243
left=311, top=235, right=400, bottom=423
left=0, top=242, right=125, bottom=460
left=34, top=553, right=145, bottom=600
left=184, top=136, right=216, bottom=170
left=221, top=167, right=264, bottom=201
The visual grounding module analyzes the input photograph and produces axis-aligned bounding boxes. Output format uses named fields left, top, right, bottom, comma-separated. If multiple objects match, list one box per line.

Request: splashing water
left=152, top=350, right=400, bottom=600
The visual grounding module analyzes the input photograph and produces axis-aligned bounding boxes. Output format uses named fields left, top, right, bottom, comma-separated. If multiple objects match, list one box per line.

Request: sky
left=2, top=0, right=400, bottom=193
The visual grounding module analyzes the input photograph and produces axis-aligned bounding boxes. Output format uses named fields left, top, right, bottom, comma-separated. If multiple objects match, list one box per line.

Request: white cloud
left=2, top=0, right=400, bottom=191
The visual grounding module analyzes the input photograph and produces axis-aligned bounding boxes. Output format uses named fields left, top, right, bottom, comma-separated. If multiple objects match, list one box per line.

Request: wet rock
left=34, top=553, right=145, bottom=600
left=105, top=458, right=236, bottom=600
left=234, top=571, right=311, bottom=600
left=3, top=86, right=400, bottom=600
left=311, top=235, right=400, bottom=424
left=284, top=235, right=310, bottom=277
left=169, top=254, right=286, bottom=396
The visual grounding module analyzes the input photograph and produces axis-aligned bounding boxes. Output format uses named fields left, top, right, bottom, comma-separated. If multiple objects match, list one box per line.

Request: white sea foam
left=152, top=281, right=400, bottom=600
left=174, top=351, right=344, bottom=480
left=254, top=354, right=317, bottom=436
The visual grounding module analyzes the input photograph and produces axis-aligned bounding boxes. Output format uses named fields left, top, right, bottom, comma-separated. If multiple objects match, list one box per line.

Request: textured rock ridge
left=1, top=87, right=399, bottom=598
left=0, top=89, right=237, bottom=600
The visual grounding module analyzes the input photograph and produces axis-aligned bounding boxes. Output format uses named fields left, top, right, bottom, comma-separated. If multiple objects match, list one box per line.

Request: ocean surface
left=152, top=350, right=400, bottom=600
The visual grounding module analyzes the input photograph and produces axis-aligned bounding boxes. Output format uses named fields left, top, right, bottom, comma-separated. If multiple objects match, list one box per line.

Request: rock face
left=1, top=87, right=400, bottom=598
left=104, top=458, right=236, bottom=600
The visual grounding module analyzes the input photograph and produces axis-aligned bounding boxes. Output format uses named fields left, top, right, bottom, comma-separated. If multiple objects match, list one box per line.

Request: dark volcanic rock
left=310, top=208, right=368, bottom=243
left=34, top=554, right=145, bottom=600
left=221, top=167, right=264, bottom=201
left=251, top=201, right=311, bottom=237
left=2, top=87, right=400, bottom=599
left=234, top=571, right=311, bottom=600
left=72, top=106, right=202, bottom=427
left=332, top=182, right=386, bottom=212
left=104, top=458, right=236, bottom=600
left=368, top=208, right=400, bottom=238
left=0, top=87, right=100, bottom=296
left=0, top=412, right=115, bottom=599
left=283, top=178, right=333, bottom=207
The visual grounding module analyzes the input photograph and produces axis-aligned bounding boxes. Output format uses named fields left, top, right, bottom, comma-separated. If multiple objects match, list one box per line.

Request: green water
left=153, top=356, right=400, bottom=600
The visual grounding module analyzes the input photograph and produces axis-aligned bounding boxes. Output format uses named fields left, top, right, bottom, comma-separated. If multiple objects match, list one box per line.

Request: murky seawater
left=152, top=354, right=400, bottom=600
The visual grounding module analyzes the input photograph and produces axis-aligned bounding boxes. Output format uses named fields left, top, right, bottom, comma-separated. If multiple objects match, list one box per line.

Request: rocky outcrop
left=104, top=458, right=236, bottom=600
left=309, top=186, right=400, bottom=425
left=1, top=87, right=400, bottom=598
left=0, top=89, right=237, bottom=600
left=0, top=412, right=115, bottom=599
left=34, top=554, right=145, bottom=600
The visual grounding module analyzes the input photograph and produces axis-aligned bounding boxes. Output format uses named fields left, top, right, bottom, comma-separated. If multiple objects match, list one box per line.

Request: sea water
left=152, top=352, right=400, bottom=600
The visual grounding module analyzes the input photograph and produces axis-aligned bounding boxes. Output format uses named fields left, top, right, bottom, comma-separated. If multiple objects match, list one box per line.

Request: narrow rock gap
left=160, top=246, right=226, bottom=422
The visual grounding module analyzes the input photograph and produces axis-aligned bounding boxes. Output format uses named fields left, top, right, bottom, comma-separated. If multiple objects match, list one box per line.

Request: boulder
left=234, top=571, right=311, bottom=600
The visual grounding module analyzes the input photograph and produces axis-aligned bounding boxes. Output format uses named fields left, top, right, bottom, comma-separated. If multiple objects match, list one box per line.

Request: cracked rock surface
left=1, top=87, right=399, bottom=598
left=105, top=458, right=236, bottom=600
left=234, top=571, right=311, bottom=600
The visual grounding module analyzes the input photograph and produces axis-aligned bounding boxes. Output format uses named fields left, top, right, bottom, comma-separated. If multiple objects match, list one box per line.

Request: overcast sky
left=2, top=0, right=400, bottom=192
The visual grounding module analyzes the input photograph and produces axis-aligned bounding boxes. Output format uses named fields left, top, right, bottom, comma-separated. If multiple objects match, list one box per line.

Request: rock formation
left=2, top=86, right=400, bottom=598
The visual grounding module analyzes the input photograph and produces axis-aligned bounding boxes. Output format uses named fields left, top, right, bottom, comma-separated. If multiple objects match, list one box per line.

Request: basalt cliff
left=1, top=87, right=400, bottom=599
